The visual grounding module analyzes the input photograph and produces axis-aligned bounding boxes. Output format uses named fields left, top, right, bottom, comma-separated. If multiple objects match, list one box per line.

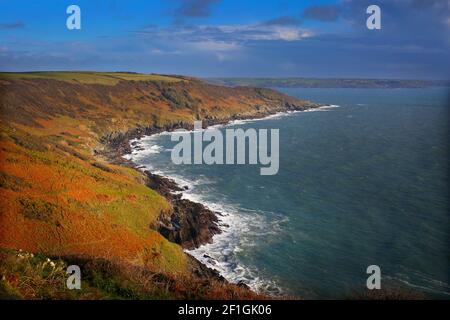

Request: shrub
left=161, top=87, right=197, bottom=110
left=0, top=172, right=31, bottom=191
left=19, top=198, right=58, bottom=222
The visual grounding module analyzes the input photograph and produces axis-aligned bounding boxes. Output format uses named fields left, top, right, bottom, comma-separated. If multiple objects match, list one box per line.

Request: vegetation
left=0, top=248, right=265, bottom=299
left=0, top=72, right=308, bottom=300
left=161, top=87, right=198, bottom=110
left=0, top=71, right=184, bottom=86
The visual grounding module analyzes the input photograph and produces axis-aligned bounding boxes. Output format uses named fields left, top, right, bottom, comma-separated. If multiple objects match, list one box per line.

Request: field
left=0, top=71, right=184, bottom=85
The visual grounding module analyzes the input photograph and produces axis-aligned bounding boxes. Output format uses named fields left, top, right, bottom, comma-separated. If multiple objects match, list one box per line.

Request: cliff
left=0, top=71, right=318, bottom=299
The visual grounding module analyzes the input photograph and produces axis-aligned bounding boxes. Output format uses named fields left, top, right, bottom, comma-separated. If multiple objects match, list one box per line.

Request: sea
left=125, top=87, right=450, bottom=299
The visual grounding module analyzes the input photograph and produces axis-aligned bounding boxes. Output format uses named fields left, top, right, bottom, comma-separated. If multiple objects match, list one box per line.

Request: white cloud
left=445, top=16, right=450, bottom=27
left=212, top=24, right=313, bottom=41
left=148, top=48, right=183, bottom=55
left=136, top=23, right=314, bottom=45
left=132, top=23, right=314, bottom=61
left=189, top=40, right=240, bottom=51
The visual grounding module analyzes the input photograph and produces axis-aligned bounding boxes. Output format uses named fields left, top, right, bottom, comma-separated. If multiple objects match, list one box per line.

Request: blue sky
left=0, top=0, right=449, bottom=79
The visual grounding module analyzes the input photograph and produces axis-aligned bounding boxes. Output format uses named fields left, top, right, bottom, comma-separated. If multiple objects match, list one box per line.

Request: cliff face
left=0, top=72, right=317, bottom=299
left=144, top=171, right=222, bottom=250
left=0, top=75, right=316, bottom=134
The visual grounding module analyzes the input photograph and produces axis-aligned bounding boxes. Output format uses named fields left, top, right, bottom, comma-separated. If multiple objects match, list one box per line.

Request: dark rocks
left=163, top=198, right=221, bottom=249
left=187, top=255, right=225, bottom=282
left=237, top=281, right=251, bottom=289
left=144, top=171, right=221, bottom=250
left=144, top=171, right=184, bottom=196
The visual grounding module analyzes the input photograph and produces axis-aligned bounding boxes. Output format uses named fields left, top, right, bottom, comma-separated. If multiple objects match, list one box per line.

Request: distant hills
left=207, top=78, right=450, bottom=89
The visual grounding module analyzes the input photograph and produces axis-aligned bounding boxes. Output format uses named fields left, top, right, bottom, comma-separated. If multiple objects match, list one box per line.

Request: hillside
left=0, top=72, right=317, bottom=299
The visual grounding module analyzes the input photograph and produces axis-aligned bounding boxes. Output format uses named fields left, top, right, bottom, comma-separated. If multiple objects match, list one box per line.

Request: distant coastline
left=206, top=77, right=450, bottom=89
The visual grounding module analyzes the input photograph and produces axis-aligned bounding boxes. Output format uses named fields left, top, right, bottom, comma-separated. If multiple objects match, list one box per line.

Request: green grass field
left=0, top=71, right=184, bottom=85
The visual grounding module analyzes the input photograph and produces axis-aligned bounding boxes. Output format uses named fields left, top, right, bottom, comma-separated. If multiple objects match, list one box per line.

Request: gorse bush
left=161, top=87, right=197, bottom=110
left=19, top=198, right=58, bottom=222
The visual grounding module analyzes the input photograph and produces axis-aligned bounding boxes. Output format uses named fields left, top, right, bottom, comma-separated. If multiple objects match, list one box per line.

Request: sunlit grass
left=0, top=71, right=184, bottom=85
left=0, top=126, right=184, bottom=274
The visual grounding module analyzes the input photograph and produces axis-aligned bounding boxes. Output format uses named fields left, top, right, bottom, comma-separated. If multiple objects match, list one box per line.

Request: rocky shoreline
left=145, top=171, right=222, bottom=250
left=97, top=102, right=321, bottom=288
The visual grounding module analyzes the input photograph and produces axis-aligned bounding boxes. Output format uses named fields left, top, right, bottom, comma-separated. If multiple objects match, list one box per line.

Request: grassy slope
left=0, top=72, right=312, bottom=299
left=0, top=248, right=267, bottom=300
left=0, top=71, right=184, bottom=85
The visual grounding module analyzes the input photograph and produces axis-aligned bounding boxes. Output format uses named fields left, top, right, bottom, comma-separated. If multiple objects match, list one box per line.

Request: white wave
left=181, top=187, right=287, bottom=294
left=184, top=195, right=286, bottom=295
left=122, top=153, right=133, bottom=160
left=122, top=105, right=340, bottom=164
left=386, top=275, right=450, bottom=296
left=225, top=111, right=298, bottom=127
left=147, top=144, right=164, bottom=154
left=384, top=268, right=450, bottom=296
left=304, top=104, right=341, bottom=112
left=126, top=149, right=286, bottom=294
left=203, top=106, right=336, bottom=130
left=127, top=145, right=164, bottom=162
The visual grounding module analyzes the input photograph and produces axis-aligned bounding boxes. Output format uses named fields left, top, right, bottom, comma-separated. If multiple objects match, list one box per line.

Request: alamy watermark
left=366, top=265, right=381, bottom=290
left=66, top=265, right=81, bottom=290
left=66, top=5, right=81, bottom=30
left=171, top=121, right=279, bottom=175
left=65, top=4, right=380, bottom=31
left=367, top=5, right=381, bottom=30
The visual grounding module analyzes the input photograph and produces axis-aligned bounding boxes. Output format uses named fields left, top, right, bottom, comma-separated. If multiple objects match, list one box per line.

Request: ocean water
left=126, top=87, right=450, bottom=299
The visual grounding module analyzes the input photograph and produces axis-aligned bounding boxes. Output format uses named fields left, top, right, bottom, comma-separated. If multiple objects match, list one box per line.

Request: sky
left=0, top=0, right=449, bottom=79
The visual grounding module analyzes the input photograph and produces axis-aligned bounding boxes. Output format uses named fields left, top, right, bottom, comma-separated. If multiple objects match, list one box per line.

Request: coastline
left=99, top=103, right=324, bottom=294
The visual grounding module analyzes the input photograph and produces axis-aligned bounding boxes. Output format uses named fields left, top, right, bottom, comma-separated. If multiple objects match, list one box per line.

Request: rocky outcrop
left=145, top=172, right=221, bottom=250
